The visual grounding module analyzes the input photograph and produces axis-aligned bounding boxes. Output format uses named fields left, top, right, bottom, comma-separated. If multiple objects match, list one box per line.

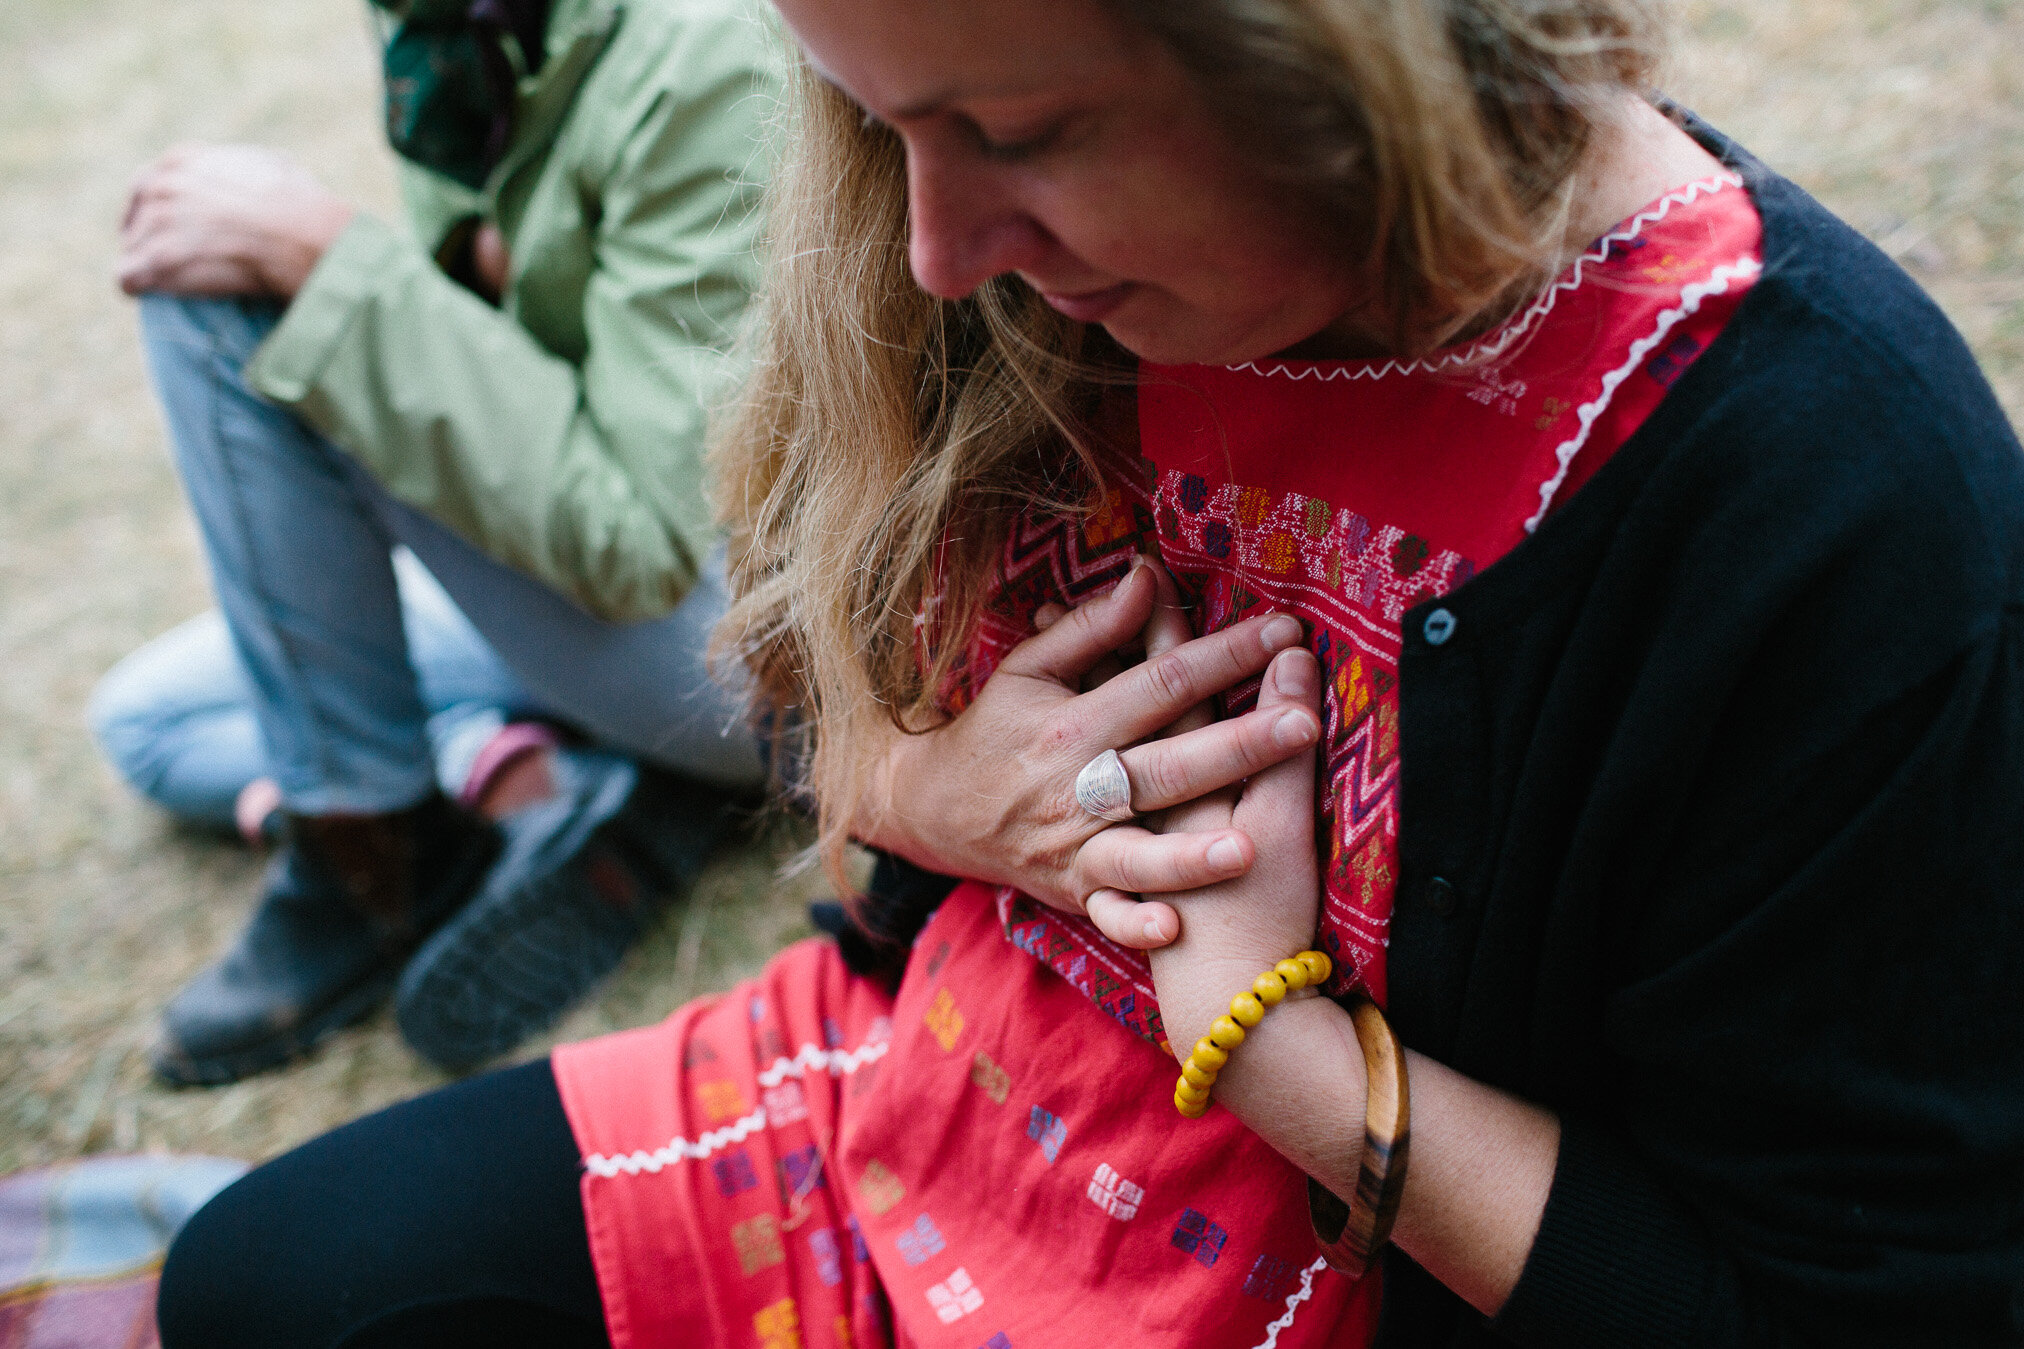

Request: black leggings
left=157, top=1058, right=612, bottom=1349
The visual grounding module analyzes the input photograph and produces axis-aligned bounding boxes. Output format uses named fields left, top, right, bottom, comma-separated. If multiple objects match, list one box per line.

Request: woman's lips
left=1038, top=282, right=1132, bottom=323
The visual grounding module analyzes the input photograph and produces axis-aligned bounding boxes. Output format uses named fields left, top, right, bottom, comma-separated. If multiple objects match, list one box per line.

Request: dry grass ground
left=2, top=0, right=2019, bottom=1174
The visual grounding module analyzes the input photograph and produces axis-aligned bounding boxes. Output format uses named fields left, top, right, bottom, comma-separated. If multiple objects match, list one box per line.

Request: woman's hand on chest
left=854, top=557, right=1323, bottom=948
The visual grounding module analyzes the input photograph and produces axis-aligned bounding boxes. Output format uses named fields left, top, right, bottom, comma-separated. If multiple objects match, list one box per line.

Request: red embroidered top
left=954, top=174, right=1765, bottom=1043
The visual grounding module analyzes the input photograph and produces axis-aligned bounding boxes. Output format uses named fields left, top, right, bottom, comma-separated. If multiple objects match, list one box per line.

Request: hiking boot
left=394, top=748, right=745, bottom=1071
left=152, top=794, right=501, bottom=1086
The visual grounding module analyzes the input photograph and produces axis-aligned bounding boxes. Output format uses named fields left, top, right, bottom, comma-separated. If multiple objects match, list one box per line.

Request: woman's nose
left=905, top=144, right=1051, bottom=300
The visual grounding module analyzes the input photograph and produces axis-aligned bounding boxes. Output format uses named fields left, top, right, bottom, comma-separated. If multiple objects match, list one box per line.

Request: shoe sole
left=396, top=759, right=732, bottom=1071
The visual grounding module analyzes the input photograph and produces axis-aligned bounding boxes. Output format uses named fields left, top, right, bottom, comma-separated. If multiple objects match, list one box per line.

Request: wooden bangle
left=1308, top=993, right=1410, bottom=1279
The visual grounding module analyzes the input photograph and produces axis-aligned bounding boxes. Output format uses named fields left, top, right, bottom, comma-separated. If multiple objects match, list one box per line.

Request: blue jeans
left=92, top=294, right=762, bottom=824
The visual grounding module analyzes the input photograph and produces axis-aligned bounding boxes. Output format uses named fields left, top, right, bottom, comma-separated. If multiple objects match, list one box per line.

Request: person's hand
left=117, top=144, right=356, bottom=299
left=1143, top=640, right=1327, bottom=1051
left=865, top=556, right=1323, bottom=948
left=470, top=222, right=510, bottom=303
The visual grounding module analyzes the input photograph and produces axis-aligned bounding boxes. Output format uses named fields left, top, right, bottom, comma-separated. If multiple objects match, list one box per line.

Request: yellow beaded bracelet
left=1172, top=950, right=1332, bottom=1117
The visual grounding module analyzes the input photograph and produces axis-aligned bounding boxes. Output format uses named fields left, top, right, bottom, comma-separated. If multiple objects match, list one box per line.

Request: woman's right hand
left=855, top=557, right=1321, bottom=948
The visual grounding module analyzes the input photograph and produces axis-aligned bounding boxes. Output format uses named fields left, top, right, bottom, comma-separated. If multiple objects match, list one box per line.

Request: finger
left=1138, top=560, right=1216, bottom=735
left=995, top=558, right=1156, bottom=686
left=1140, top=559, right=1194, bottom=661
left=1232, top=647, right=1324, bottom=845
left=1085, top=889, right=1181, bottom=949
left=1082, top=609, right=1307, bottom=746
left=1116, top=698, right=1320, bottom=813
left=1081, top=654, right=1124, bottom=691
left=1075, top=821, right=1252, bottom=896
left=1032, top=602, right=1068, bottom=632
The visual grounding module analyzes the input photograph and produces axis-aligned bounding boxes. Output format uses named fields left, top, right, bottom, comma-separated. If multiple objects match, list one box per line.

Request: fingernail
left=1261, top=615, right=1302, bottom=650
left=1273, top=709, right=1317, bottom=747
left=1144, top=916, right=1166, bottom=942
left=1273, top=651, right=1315, bottom=698
left=1206, top=837, right=1244, bottom=870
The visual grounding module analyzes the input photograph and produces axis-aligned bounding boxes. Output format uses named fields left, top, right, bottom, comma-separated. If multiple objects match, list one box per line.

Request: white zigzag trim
left=580, top=1038, right=891, bottom=1179
left=583, top=1108, right=768, bottom=1177
left=1522, top=253, right=1763, bottom=533
left=1249, top=1257, right=1328, bottom=1349
left=756, top=1038, right=890, bottom=1089
left=1228, top=174, right=1745, bottom=385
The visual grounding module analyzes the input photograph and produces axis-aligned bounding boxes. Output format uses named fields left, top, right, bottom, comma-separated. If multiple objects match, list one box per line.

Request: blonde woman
left=158, top=1, right=2024, bottom=1346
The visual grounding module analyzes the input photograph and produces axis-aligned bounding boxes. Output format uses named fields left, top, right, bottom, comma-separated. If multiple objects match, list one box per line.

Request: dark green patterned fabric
left=373, top=0, right=548, bottom=189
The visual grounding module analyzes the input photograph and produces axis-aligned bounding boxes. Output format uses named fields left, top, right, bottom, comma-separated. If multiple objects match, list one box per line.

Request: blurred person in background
left=95, top=0, right=781, bottom=1085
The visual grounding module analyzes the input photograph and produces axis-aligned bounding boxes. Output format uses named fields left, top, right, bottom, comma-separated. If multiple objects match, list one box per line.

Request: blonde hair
left=713, top=0, right=1664, bottom=892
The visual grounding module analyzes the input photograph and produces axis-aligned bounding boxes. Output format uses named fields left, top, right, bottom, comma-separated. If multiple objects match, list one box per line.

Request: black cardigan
left=1381, top=127, right=2024, bottom=1345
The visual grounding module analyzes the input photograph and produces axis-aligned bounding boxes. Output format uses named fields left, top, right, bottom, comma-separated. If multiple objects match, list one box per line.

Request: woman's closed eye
left=967, top=114, right=1066, bottom=162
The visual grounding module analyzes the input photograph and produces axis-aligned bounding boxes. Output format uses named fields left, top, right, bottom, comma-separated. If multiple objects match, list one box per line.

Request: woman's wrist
left=1176, top=983, right=1371, bottom=1199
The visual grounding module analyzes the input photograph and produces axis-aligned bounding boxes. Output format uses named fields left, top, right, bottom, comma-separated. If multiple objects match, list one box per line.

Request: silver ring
left=1074, top=748, right=1136, bottom=823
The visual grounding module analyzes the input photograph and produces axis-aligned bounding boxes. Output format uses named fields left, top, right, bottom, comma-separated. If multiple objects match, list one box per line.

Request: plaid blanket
left=0, top=1155, right=244, bottom=1347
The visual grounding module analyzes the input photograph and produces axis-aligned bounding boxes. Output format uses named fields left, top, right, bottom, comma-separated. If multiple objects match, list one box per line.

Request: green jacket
left=246, top=0, right=780, bottom=621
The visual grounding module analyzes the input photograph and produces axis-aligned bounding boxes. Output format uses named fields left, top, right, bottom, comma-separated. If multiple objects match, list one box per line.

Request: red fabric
left=554, top=175, right=1763, bottom=1349
left=964, top=174, right=1763, bottom=1017
left=558, top=891, right=1380, bottom=1349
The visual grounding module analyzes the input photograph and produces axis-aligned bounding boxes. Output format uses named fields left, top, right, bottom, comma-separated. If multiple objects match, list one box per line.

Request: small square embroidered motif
left=754, top=1296, right=800, bottom=1349
left=896, top=1213, right=947, bottom=1266
left=1170, top=1208, right=1227, bottom=1267
left=1243, top=1253, right=1299, bottom=1301
left=808, top=1228, right=843, bottom=1288
left=1086, top=1163, right=1143, bottom=1221
left=1026, top=1106, right=1066, bottom=1163
left=733, top=1214, right=786, bottom=1275
left=925, top=1267, right=983, bottom=1324
left=924, top=988, right=966, bottom=1051
left=712, top=1149, right=758, bottom=1199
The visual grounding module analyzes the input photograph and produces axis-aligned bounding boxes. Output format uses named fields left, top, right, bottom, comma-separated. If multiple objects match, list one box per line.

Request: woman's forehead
left=774, top=0, right=1142, bottom=117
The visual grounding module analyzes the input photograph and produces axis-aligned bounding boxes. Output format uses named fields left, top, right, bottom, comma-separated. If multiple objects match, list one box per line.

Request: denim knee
left=136, top=292, right=284, bottom=375
left=86, top=652, right=164, bottom=797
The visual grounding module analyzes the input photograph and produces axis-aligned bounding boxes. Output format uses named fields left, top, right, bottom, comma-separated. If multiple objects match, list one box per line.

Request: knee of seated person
left=85, top=652, right=183, bottom=801
left=136, top=291, right=281, bottom=370
left=86, top=666, right=155, bottom=788
left=156, top=1172, right=274, bottom=1349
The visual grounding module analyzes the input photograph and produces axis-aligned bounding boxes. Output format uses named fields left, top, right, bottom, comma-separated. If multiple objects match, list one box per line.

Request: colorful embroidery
left=923, top=988, right=965, bottom=1052
left=1086, top=1164, right=1143, bottom=1221
left=778, top=1145, right=825, bottom=1203
left=1243, top=1254, right=1300, bottom=1301
left=855, top=1161, right=905, bottom=1217
left=845, top=1215, right=870, bottom=1263
left=896, top=1213, right=948, bottom=1266
left=762, top=1080, right=809, bottom=1126
left=926, top=1268, right=984, bottom=1324
left=697, top=1079, right=750, bottom=1124
left=712, top=1149, right=759, bottom=1199
left=754, top=1297, right=801, bottom=1349
left=1170, top=1209, right=1227, bottom=1267
left=1026, top=1106, right=1066, bottom=1163
left=732, top=1214, right=786, bottom=1275
left=980, top=1336, right=1012, bottom=1349
left=808, top=1228, right=844, bottom=1288
left=969, top=1052, right=1011, bottom=1105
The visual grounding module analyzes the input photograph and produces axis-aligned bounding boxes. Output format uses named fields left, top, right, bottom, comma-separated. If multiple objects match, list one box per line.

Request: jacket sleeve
left=242, top=35, right=771, bottom=622
left=1490, top=269, right=2024, bottom=1347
